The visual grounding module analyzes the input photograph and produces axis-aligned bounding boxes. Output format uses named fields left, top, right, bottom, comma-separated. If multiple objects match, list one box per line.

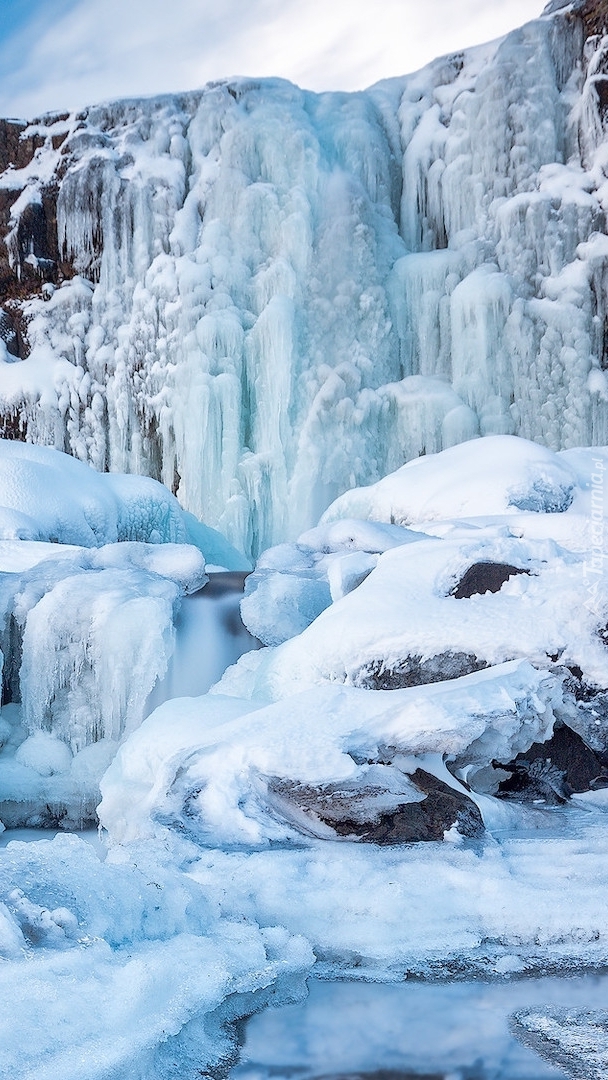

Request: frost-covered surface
left=513, top=1004, right=608, bottom=1078
left=2, top=2, right=608, bottom=557
left=0, top=539, right=200, bottom=827
left=0, top=551, right=260, bottom=829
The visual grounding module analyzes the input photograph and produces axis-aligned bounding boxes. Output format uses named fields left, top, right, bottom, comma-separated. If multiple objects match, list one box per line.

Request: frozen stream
left=233, top=975, right=608, bottom=1080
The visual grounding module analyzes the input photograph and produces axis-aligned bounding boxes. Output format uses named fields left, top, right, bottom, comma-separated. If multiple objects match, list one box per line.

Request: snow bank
left=322, top=435, right=581, bottom=525
left=0, top=833, right=312, bottom=1080
left=0, top=439, right=248, bottom=568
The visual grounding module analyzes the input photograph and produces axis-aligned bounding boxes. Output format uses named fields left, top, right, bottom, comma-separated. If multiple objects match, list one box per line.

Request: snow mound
left=321, top=436, right=581, bottom=526
left=244, top=530, right=608, bottom=702
left=0, top=439, right=249, bottom=567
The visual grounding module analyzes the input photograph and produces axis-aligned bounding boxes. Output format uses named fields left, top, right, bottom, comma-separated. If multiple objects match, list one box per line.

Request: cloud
left=0, top=0, right=548, bottom=119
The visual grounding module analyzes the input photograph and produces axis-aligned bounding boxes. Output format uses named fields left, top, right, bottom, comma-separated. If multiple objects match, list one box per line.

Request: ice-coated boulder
left=241, top=519, right=425, bottom=645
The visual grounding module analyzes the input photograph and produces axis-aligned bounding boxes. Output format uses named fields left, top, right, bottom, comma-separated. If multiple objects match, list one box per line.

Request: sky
left=0, top=0, right=550, bottom=119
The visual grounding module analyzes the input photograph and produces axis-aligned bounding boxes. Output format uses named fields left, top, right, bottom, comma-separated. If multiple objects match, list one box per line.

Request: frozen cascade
left=147, top=571, right=260, bottom=710
left=0, top=442, right=259, bottom=826
left=2, top=5, right=608, bottom=556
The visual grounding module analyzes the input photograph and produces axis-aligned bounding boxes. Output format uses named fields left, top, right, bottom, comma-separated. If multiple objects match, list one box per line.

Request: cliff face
left=1, top=3, right=608, bottom=557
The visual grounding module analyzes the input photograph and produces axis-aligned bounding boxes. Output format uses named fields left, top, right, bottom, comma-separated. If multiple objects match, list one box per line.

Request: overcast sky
left=0, top=0, right=549, bottom=119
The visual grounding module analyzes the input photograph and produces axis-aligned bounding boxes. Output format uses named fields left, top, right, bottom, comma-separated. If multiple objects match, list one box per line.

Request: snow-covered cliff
left=1, top=0, right=608, bottom=558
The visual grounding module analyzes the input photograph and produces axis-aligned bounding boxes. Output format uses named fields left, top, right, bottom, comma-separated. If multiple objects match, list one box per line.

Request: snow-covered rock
left=240, top=518, right=424, bottom=645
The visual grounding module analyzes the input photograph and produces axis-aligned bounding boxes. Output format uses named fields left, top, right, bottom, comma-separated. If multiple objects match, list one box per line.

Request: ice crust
left=0, top=438, right=248, bottom=567
left=2, top=4, right=608, bottom=558
left=512, top=1004, right=608, bottom=1078
left=0, top=833, right=312, bottom=1080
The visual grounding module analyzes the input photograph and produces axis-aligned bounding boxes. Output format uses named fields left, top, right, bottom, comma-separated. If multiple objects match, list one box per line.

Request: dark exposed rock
left=576, top=0, right=608, bottom=39
left=0, top=308, right=20, bottom=357
left=0, top=796, right=97, bottom=830
left=567, top=689, right=608, bottom=755
left=0, top=119, right=45, bottom=173
left=563, top=666, right=607, bottom=703
left=355, top=652, right=488, bottom=689
left=202, top=571, right=250, bottom=598
left=495, top=721, right=608, bottom=803
left=269, top=768, right=484, bottom=844
left=0, top=409, right=27, bottom=442
left=0, top=118, right=71, bottom=303
left=451, top=562, right=530, bottom=599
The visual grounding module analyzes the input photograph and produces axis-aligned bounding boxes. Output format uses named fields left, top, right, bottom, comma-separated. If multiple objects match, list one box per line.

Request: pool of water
left=0, top=826, right=105, bottom=852
left=232, top=974, right=608, bottom=1080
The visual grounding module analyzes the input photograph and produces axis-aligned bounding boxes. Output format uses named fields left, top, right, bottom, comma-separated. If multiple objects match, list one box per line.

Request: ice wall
left=2, top=4, right=608, bottom=558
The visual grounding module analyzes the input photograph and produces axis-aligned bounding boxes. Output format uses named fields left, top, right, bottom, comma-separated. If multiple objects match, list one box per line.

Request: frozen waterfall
left=1, top=4, right=608, bottom=557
